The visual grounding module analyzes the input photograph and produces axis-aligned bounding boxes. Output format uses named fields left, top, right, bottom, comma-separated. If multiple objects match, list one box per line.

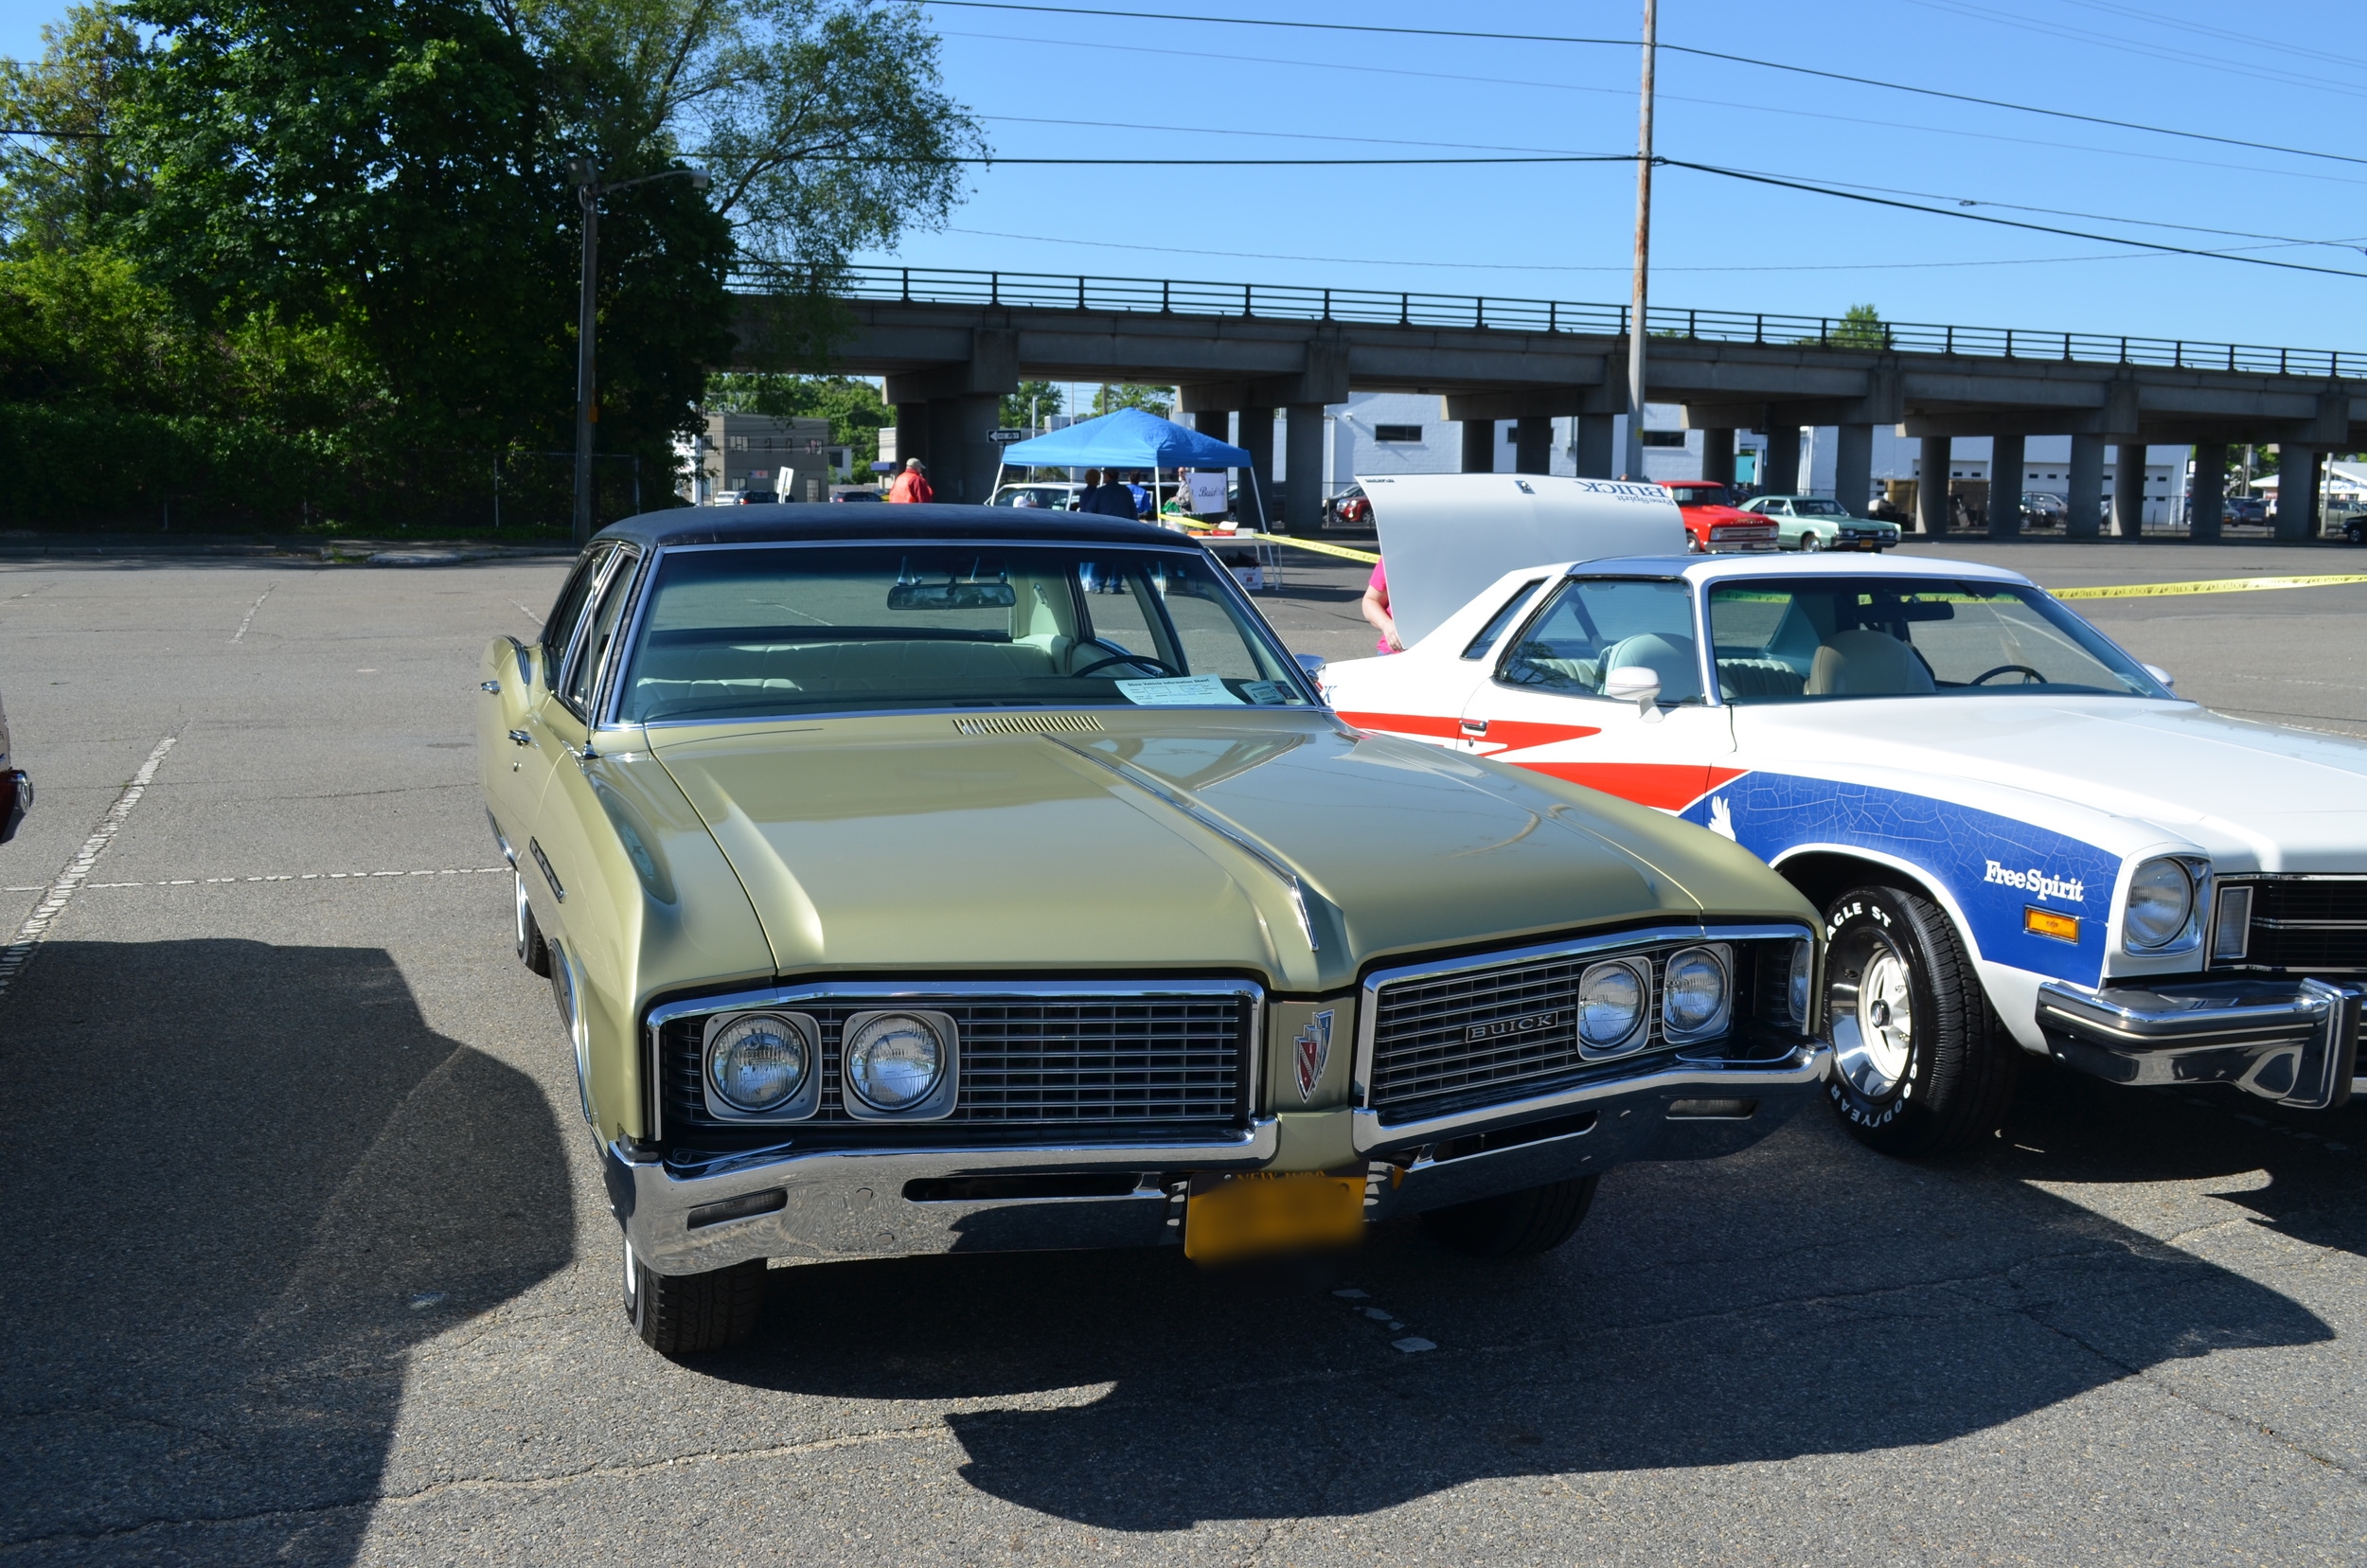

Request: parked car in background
left=482, top=506, right=1831, bottom=1353
left=989, top=482, right=1085, bottom=509
left=2225, top=496, right=2269, bottom=526
left=1325, top=483, right=1372, bottom=528
left=1737, top=494, right=1897, bottom=552
left=2019, top=492, right=2068, bottom=528
left=0, top=690, right=27, bottom=845
left=1324, top=549, right=2367, bottom=1161
left=2333, top=508, right=2367, bottom=543
left=1662, top=480, right=1779, bottom=553
left=829, top=487, right=883, bottom=503
left=738, top=490, right=780, bottom=506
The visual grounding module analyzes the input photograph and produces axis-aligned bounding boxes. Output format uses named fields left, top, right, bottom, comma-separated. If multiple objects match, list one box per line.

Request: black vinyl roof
left=597, top=503, right=1187, bottom=551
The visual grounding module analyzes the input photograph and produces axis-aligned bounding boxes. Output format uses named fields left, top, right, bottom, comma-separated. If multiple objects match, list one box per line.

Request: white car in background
left=1321, top=550, right=2367, bottom=1156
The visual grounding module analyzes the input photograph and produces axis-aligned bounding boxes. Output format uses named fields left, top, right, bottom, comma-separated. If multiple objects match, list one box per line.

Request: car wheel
left=626, top=1240, right=765, bottom=1354
left=2348, top=521, right=2364, bottom=544
left=1420, top=1173, right=1599, bottom=1257
left=515, top=872, right=552, bottom=977
left=1800, top=531, right=1823, bottom=552
left=1823, top=885, right=2018, bottom=1156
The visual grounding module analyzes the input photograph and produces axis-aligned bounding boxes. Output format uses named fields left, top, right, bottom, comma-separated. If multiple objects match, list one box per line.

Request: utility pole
left=569, top=157, right=711, bottom=549
left=1621, top=0, right=1658, bottom=482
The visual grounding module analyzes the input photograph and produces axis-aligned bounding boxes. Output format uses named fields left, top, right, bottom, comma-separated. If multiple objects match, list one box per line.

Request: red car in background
left=1661, top=479, right=1778, bottom=553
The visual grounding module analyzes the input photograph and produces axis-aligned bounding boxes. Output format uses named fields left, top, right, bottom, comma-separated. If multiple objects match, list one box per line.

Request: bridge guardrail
left=732, top=263, right=2365, bottom=382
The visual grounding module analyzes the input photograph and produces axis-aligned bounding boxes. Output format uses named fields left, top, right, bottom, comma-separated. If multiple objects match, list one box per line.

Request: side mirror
left=1604, top=666, right=1663, bottom=717
left=1295, top=653, right=1326, bottom=678
left=2142, top=663, right=2176, bottom=690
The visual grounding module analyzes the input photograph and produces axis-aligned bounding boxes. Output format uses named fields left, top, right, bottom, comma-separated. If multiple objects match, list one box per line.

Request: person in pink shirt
left=1361, top=560, right=1401, bottom=653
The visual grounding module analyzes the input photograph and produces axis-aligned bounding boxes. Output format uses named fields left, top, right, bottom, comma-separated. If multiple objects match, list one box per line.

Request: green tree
left=0, top=6, right=150, bottom=254
left=1090, top=383, right=1173, bottom=419
left=1828, top=303, right=1888, bottom=349
left=1002, top=378, right=1061, bottom=430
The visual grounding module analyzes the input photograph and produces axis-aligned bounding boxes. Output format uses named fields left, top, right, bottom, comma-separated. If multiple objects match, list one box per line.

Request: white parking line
left=5, top=866, right=512, bottom=892
left=229, top=582, right=276, bottom=643
left=0, top=734, right=177, bottom=1001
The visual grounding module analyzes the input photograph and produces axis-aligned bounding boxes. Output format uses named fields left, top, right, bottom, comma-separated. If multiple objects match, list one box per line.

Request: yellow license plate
left=1184, top=1171, right=1366, bottom=1262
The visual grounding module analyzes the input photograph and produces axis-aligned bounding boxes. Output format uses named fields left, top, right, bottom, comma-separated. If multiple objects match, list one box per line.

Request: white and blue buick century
left=1326, top=545, right=2367, bottom=1156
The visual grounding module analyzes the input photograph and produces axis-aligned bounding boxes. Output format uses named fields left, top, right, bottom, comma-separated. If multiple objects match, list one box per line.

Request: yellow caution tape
left=2050, top=573, right=2367, bottom=600
left=1260, top=536, right=1381, bottom=564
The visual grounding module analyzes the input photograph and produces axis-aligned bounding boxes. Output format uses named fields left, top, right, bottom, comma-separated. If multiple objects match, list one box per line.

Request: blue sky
left=7, top=0, right=2361, bottom=351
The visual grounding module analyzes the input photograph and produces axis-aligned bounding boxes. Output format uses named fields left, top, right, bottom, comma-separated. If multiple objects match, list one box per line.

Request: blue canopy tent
left=994, top=408, right=1259, bottom=526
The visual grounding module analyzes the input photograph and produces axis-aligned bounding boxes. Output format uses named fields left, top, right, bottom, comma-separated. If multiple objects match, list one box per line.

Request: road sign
left=988, top=427, right=1029, bottom=444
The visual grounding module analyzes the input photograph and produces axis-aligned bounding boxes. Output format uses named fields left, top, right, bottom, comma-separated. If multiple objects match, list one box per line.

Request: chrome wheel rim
left=1833, top=941, right=1914, bottom=1099
left=1802, top=531, right=1822, bottom=552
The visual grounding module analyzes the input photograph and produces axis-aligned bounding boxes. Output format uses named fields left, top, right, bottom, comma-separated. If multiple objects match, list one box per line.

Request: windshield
left=989, top=486, right=1077, bottom=508
left=1669, top=484, right=1732, bottom=508
left=616, top=543, right=1315, bottom=722
left=1706, top=577, right=2167, bottom=703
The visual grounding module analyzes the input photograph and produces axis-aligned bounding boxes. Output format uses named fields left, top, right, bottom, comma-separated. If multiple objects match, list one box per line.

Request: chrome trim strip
left=1348, top=1041, right=1830, bottom=1154
left=1048, top=739, right=1320, bottom=953
left=645, top=977, right=1269, bottom=1133
left=1351, top=920, right=1814, bottom=1104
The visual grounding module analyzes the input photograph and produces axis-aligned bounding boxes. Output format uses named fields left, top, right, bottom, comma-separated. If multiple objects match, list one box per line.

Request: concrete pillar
left=1915, top=436, right=1951, bottom=535
left=927, top=399, right=964, bottom=497
left=895, top=401, right=929, bottom=469
left=1835, top=424, right=1874, bottom=517
left=1763, top=424, right=1802, bottom=494
left=2279, top=447, right=2322, bottom=543
left=2067, top=435, right=2105, bottom=539
left=1237, top=406, right=1276, bottom=531
left=1460, top=418, right=1496, bottom=473
left=1699, top=428, right=1735, bottom=487
left=1988, top=434, right=2025, bottom=539
left=1514, top=415, right=1553, bottom=475
left=1286, top=404, right=1326, bottom=535
left=2190, top=443, right=2226, bottom=542
left=1573, top=415, right=1616, bottom=478
left=953, top=393, right=1001, bottom=505
left=2112, top=441, right=2147, bottom=540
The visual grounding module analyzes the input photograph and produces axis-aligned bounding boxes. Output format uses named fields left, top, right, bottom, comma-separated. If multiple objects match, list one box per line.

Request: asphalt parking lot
left=3, top=539, right=2364, bottom=1565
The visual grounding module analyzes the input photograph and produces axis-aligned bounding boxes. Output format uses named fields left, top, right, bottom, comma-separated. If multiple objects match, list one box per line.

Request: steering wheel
left=1970, top=664, right=2048, bottom=686
left=1073, top=652, right=1181, bottom=678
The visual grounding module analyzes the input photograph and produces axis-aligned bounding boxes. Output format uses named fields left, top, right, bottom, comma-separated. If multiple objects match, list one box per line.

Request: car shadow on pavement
left=695, top=1077, right=2336, bottom=1533
left=0, top=938, right=571, bottom=1566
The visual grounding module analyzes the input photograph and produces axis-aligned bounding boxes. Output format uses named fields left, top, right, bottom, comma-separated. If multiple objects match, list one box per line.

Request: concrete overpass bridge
left=735, top=265, right=2365, bottom=539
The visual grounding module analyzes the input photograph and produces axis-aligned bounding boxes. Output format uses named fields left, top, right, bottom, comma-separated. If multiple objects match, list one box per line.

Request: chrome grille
left=2223, top=879, right=2367, bottom=972
left=661, top=992, right=1252, bottom=1134
left=1363, top=930, right=1807, bottom=1122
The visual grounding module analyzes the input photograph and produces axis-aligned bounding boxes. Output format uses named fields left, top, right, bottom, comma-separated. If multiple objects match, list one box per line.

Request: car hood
left=1739, top=695, right=2367, bottom=868
left=650, top=711, right=1761, bottom=990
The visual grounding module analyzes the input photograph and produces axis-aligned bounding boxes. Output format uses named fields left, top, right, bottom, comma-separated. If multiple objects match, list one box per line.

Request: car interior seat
left=1805, top=628, right=1937, bottom=697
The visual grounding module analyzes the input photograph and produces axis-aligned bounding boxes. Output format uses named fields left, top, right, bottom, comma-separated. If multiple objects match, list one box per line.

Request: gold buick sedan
left=481, top=506, right=1830, bottom=1355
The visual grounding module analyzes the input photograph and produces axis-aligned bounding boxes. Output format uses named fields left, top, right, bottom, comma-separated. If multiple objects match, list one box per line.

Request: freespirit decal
left=1982, top=859, right=2087, bottom=904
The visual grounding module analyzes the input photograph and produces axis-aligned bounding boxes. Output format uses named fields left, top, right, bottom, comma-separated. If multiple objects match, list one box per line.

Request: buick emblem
left=1468, top=1010, right=1564, bottom=1044
left=1294, top=1010, right=1334, bottom=1101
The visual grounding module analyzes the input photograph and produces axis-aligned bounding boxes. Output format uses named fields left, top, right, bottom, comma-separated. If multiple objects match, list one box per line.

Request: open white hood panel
left=1358, top=473, right=1684, bottom=647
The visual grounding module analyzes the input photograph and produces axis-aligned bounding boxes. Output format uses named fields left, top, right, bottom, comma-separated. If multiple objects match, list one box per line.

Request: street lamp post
left=568, top=157, right=710, bottom=548
left=1621, top=0, right=1658, bottom=483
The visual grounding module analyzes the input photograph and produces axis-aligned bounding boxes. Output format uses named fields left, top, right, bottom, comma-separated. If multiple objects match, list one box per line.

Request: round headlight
left=1663, top=947, right=1729, bottom=1037
left=1577, top=961, right=1646, bottom=1049
left=706, top=1013, right=810, bottom=1113
left=1788, top=938, right=1813, bottom=1027
left=845, top=1013, right=945, bottom=1110
left=2125, top=857, right=2195, bottom=949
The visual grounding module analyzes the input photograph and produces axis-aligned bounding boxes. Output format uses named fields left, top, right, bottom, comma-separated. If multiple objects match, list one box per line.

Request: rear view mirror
left=887, top=580, right=1017, bottom=611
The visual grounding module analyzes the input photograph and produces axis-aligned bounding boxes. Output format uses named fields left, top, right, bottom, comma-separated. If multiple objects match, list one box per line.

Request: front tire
left=1421, top=1174, right=1598, bottom=1257
left=515, top=872, right=552, bottom=976
left=626, top=1242, right=765, bottom=1355
left=1823, top=885, right=2017, bottom=1156
left=1800, top=531, right=1823, bottom=552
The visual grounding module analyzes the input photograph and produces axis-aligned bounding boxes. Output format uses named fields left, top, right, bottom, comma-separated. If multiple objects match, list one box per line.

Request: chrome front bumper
left=612, top=1041, right=1832, bottom=1276
left=2037, top=977, right=2363, bottom=1110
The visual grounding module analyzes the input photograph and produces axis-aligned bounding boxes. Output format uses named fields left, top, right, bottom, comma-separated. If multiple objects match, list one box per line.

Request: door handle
left=507, top=729, right=533, bottom=747
left=1460, top=718, right=1489, bottom=737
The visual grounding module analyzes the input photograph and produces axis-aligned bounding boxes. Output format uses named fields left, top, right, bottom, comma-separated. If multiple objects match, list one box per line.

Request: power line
left=922, top=0, right=2367, bottom=169
left=1664, top=160, right=2367, bottom=279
